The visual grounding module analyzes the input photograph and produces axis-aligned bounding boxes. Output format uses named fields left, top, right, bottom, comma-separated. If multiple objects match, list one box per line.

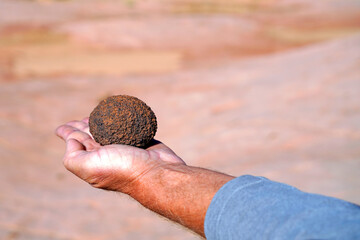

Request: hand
left=56, top=118, right=233, bottom=237
left=55, top=118, right=185, bottom=193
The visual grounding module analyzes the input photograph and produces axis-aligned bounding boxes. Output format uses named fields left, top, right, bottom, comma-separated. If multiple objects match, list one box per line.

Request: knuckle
left=63, top=127, right=76, bottom=138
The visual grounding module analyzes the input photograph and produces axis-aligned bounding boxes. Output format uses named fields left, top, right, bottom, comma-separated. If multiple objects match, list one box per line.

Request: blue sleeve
left=204, top=175, right=360, bottom=240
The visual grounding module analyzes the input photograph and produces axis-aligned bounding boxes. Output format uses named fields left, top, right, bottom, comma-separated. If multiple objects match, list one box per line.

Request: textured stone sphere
left=89, top=95, right=157, bottom=147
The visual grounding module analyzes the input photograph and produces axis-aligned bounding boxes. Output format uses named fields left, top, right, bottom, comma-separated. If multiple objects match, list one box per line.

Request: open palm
left=55, top=118, right=185, bottom=192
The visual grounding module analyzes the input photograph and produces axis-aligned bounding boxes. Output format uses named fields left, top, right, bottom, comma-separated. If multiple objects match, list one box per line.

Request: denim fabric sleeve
left=204, top=175, right=360, bottom=240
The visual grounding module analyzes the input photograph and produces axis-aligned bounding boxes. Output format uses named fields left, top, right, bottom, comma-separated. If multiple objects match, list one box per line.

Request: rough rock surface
left=89, top=95, right=157, bottom=147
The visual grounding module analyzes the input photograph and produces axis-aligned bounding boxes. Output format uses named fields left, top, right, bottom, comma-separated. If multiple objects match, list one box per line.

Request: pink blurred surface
left=0, top=0, right=359, bottom=239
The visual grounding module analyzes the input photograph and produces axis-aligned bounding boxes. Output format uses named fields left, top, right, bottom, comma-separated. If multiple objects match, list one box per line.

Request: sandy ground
left=0, top=0, right=359, bottom=239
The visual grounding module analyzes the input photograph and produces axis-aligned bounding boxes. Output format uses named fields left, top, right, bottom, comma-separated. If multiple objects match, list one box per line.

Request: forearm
left=129, top=164, right=234, bottom=237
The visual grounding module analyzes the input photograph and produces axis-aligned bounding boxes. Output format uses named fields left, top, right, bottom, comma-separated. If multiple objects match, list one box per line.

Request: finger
left=82, top=138, right=101, bottom=151
left=56, top=125, right=98, bottom=150
left=56, top=124, right=87, bottom=141
left=82, top=117, right=89, bottom=124
left=80, top=117, right=93, bottom=137
left=56, top=124, right=79, bottom=140
left=66, top=120, right=90, bottom=134
left=67, top=129, right=99, bottom=150
left=55, top=124, right=66, bottom=139
left=66, top=118, right=92, bottom=137
left=65, top=138, right=85, bottom=157
left=63, top=139, right=87, bottom=175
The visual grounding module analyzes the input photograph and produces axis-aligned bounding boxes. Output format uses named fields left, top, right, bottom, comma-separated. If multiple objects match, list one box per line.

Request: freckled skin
left=89, top=95, right=157, bottom=148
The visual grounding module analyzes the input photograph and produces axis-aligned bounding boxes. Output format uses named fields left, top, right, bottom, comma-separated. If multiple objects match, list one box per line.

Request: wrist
left=128, top=163, right=234, bottom=236
left=128, top=163, right=189, bottom=200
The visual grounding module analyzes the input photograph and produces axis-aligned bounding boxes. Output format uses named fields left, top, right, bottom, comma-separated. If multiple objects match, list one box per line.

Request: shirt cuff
left=204, top=175, right=265, bottom=239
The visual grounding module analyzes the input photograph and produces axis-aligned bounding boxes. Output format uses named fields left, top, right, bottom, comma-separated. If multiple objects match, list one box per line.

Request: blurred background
left=0, top=0, right=359, bottom=239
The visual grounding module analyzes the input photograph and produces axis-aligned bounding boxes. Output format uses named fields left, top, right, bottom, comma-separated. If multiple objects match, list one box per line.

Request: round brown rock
left=89, top=95, right=157, bottom=147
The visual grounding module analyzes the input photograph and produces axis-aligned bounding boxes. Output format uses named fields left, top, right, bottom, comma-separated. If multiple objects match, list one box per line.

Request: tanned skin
left=56, top=118, right=234, bottom=237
